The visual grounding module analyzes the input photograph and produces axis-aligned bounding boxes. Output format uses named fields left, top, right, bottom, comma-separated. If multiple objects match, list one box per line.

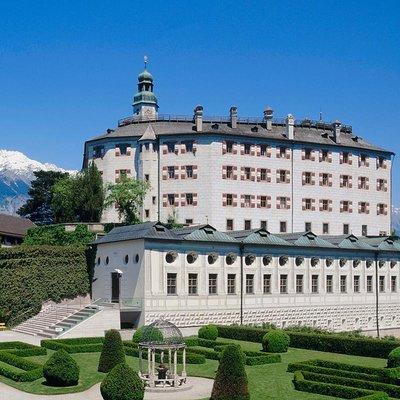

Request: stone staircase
left=12, top=304, right=101, bottom=338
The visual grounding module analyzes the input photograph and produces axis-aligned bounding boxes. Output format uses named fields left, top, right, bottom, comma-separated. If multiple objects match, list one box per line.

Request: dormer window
left=116, top=143, right=130, bottom=156
left=93, top=145, right=105, bottom=158
left=185, top=141, right=194, bottom=153
left=377, top=157, right=385, bottom=169
left=226, top=141, right=233, bottom=153
left=244, top=144, right=251, bottom=155
left=304, top=148, right=312, bottom=160
left=167, top=142, right=176, bottom=153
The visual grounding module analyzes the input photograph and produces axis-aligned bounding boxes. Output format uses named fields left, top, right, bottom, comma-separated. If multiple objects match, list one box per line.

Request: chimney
left=194, top=105, right=203, bottom=132
left=333, top=120, right=341, bottom=143
left=263, top=107, right=273, bottom=131
left=230, top=106, right=238, bottom=128
left=286, top=114, right=295, bottom=139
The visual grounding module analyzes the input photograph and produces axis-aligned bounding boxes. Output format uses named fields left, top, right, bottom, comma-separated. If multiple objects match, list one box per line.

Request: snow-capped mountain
left=392, top=207, right=400, bottom=235
left=0, top=150, right=76, bottom=215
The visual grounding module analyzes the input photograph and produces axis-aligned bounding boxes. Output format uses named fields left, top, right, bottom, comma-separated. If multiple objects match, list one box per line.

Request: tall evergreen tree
left=18, top=170, right=68, bottom=224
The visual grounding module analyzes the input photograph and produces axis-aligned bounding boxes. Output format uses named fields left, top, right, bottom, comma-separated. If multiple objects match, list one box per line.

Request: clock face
left=145, top=109, right=152, bottom=116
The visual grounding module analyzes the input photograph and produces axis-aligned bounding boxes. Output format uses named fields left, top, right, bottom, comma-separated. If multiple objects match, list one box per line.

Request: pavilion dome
left=138, top=69, right=153, bottom=82
left=141, top=319, right=183, bottom=346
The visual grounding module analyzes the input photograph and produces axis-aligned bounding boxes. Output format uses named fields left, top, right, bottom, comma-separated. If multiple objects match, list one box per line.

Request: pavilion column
left=148, top=349, right=154, bottom=387
left=168, top=348, right=172, bottom=371
left=173, top=349, right=178, bottom=386
left=161, top=350, right=164, bottom=364
left=182, top=347, right=187, bottom=378
left=139, top=348, right=143, bottom=376
left=151, top=349, right=156, bottom=387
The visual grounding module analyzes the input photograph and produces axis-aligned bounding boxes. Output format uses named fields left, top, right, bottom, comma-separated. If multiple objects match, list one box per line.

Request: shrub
left=43, top=349, right=79, bottom=387
left=262, top=330, right=290, bottom=353
left=98, top=330, right=126, bottom=373
left=210, top=345, right=250, bottom=400
left=217, top=325, right=267, bottom=342
left=388, top=347, right=400, bottom=368
left=132, top=325, right=163, bottom=344
left=100, top=363, right=144, bottom=400
left=198, top=324, right=218, bottom=341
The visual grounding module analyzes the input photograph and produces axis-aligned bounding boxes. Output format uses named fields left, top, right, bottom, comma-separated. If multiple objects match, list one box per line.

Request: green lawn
left=0, top=338, right=388, bottom=399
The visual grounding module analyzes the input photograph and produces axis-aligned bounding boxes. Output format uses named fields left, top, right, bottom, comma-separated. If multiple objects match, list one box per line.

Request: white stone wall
left=87, top=133, right=391, bottom=236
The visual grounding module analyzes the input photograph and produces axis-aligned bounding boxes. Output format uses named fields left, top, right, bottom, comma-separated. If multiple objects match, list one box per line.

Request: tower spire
left=144, top=55, right=148, bottom=70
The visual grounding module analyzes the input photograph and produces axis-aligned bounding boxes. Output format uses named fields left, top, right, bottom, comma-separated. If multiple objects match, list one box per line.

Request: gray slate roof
left=86, top=120, right=390, bottom=154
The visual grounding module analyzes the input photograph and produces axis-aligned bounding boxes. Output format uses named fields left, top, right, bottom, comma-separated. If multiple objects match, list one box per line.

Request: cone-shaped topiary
left=101, top=363, right=144, bottom=400
left=210, top=344, right=249, bottom=400
left=388, top=347, right=400, bottom=367
left=132, top=325, right=163, bottom=344
left=43, top=349, right=79, bottom=386
left=262, top=329, right=290, bottom=353
left=98, top=329, right=126, bottom=373
left=198, top=324, right=218, bottom=341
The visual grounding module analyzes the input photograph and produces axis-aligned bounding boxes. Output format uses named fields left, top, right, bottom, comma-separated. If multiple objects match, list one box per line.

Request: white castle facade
left=83, top=65, right=393, bottom=237
left=93, top=222, right=400, bottom=332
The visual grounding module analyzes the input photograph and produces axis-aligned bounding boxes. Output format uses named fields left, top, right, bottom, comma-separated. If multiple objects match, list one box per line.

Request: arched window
left=97, top=257, right=101, bottom=266
left=186, top=252, right=198, bottom=264
left=208, top=253, right=218, bottom=265
left=105, top=256, right=109, bottom=265
left=124, top=255, right=129, bottom=264
left=135, top=254, right=140, bottom=263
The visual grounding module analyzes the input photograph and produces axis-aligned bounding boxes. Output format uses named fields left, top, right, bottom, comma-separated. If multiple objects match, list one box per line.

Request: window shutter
left=241, top=167, right=245, bottom=180
left=301, top=150, right=305, bottom=160
left=339, top=153, right=343, bottom=164
left=256, top=145, right=261, bottom=156
left=233, top=166, right=238, bottom=180
left=328, top=152, right=332, bottom=163
left=267, top=169, right=271, bottom=182
left=319, top=151, right=323, bottom=162
left=162, top=194, right=168, bottom=207
left=251, top=167, right=256, bottom=181
left=302, top=172, right=305, bottom=186
left=349, top=201, right=353, bottom=213
left=222, top=141, right=227, bottom=155
left=267, top=147, right=271, bottom=158
left=311, top=199, right=316, bottom=211
left=328, top=174, right=333, bottom=187
left=340, top=175, right=343, bottom=188
left=233, top=143, right=238, bottom=155
left=193, top=193, right=198, bottom=206
left=276, top=170, right=280, bottom=183
left=366, top=178, right=370, bottom=190
left=267, top=196, right=271, bottom=208
left=181, top=143, right=186, bottom=154
left=193, top=165, right=198, bottom=179
left=174, top=194, right=179, bottom=206
left=287, top=198, right=291, bottom=209
left=174, top=166, right=179, bottom=179
left=251, top=195, right=256, bottom=208
left=384, top=204, right=388, bottom=215
left=174, top=145, right=179, bottom=155
left=126, top=146, right=132, bottom=156
left=302, top=199, right=306, bottom=211
left=319, top=174, right=323, bottom=187
left=286, top=171, right=290, bottom=183
left=311, top=172, right=315, bottom=185
left=256, top=168, right=261, bottom=182
left=340, top=201, right=343, bottom=213
left=256, top=195, right=261, bottom=208
left=181, top=166, right=186, bottom=179
left=222, top=166, right=227, bottom=179
left=311, top=151, right=315, bottom=161
left=222, top=193, right=227, bottom=207
left=240, top=144, right=244, bottom=156
left=358, top=177, right=361, bottom=189
left=286, top=149, right=290, bottom=159
left=366, top=158, right=369, bottom=167
left=366, top=202, right=370, bottom=214
left=329, top=200, right=333, bottom=212
left=180, top=193, right=186, bottom=206
left=233, top=194, right=238, bottom=207
left=162, top=145, right=168, bottom=155
left=349, top=176, right=353, bottom=188
left=348, top=153, right=352, bottom=165
left=240, top=194, right=245, bottom=208
left=115, top=147, right=120, bottom=156
left=250, top=146, right=256, bottom=156
left=193, top=141, right=197, bottom=153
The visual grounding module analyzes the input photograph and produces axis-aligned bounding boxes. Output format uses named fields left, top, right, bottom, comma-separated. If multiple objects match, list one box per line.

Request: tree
left=104, top=177, right=149, bottom=224
left=43, top=349, right=80, bottom=387
left=51, top=162, right=104, bottom=223
left=210, top=345, right=250, bottom=400
left=98, top=329, right=126, bottom=373
left=18, top=170, right=68, bottom=224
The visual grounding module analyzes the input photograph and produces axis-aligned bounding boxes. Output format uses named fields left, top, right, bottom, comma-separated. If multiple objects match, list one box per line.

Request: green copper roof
left=324, top=235, right=375, bottom=250
left=174, top=225, right=238, bottom=243
left=278, top=232, right=336, bottom=248
left=133, top=91, right=158, bottom=105
left=138, top=69, right=153, bottom=81
left=227, top=229, right=290, bottom=246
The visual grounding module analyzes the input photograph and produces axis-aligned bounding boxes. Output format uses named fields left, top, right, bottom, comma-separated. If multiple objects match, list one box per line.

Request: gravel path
left=0, top=377, right=213, bottom=400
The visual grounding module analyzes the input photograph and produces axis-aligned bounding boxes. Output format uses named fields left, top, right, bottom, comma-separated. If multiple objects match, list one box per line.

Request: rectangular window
left=226, top=194, right=233, bottom=206
left=246, top=274, right=254, bottom=294
left=93, top=145, right=105, bottom=158
left=227, top=274, right=236, bottom=294
left=359, top=202, right=367, bottom=213
left=279, top=147, right=287, bottom=158
left=321, top=173, right=329, bottom=186
left=167, top=166, right=175, bottom=179
left=280, top=275, right=288, bottom=293
left=144, top=174, right=150, bottom=182
left=226, top=166, right=233, bottom=179
left=244, top=220, right=251, bottom=230
left=260, top=145, right=267, bottom=156
left=360, top=154, right=368, bottom=166
left=359, top=176, right=367, bottom=189
left=244, top=167, right=251, bottom=180
left=186, top=193, right=193, bottom=205
left=342, top=152, right=349, bottom=164
left=304, top=198, right=312, bottom=210
left=280, top=221, right=287, bottom=233
left=167, top=273, right=177, bottom=295
left=340, top=275, right=347, bottom=293
left=305, top=222, right=312, bottom=231
left=260, top=196, right=268, bottom=208
left=342, top=201, right=350, bottom=212
left=391, top=276, right=397, bottom=293
left=185, top=219, right=193, bottom=225
left=226, top=219, right=234, bottom=231
left=209, top=274, right=218, bottom=295
left=260, top=220, right=267, bottom=229
left=244, top=144, right=251, bottom=155
left=279, top=170, right=287, bottom=182
left=167, top=142, right=175, bottom=153
left=343, top=224, right=349, bottom=235
left=321, top=150, right=329, bottom=162
left=145, top=209, right=150, bottom=218
left=377, top=157, right=385, bottom=168
left=278, top=196, right=288, bottom=208
left=188, top=273, right=198, bottom=295
left=377, top=203, right=386, bottom=215
left=260, top=168, right=267, bottom=181
left=186, top=165, right=193, bottom=178
left=367, top=276, right=373, bottom=293
left=304, top=148, right=312, bottom=160
left=152, top=196, right=156, bottom=205
left=185, top=141, right=194, bottom=152
left=362, top=225, right=368, bottom=236
left=244, top=195, right=251, bottom=207
left=117, top=143, right=130, bottom=155
left=354, top=275, right=360, bottom=293
left=226, top=141, right=233, bottom=153
left=322, top=223, right=329, bottom=234
left=342, top=175, right=350, bottom=187
left=311, top=275, right=319, bottom=293
left=263, top=274, right=271, bottom=294
left=377, top=179, right=385, bottom=191
left=167, top=194, right=175, bottom=206
left=379, top=276, right=385, bottom=293
left=296, top=275, right=303, bottom=293
left=321, top=199, right=329, bottom=211
left=304, top=172, right=312, bottom=185
left=326, top=275, right=333, bottom=293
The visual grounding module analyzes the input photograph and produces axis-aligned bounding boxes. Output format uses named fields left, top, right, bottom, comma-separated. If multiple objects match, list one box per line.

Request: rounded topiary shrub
left=43, top=349, right=79, bottom=387
left=262, top=329, right=290, bottom=353
left=198, top=324, right=218, bottom=341
left=100, top=363, right=144, bottom=400
left=132, top=325, right=163, bottom=344
left=98, top=329, right=126, bottom=373
left=210, top=345, right=249, bottom=400
left=388, top=347, right=400, bottom=367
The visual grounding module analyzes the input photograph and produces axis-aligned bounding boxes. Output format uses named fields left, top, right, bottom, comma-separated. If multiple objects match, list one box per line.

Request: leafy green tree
left=51, top=163, right=104, bottom=223
left=18, top=170, right=68, bottom=224
left=98, top=329, right=126, bottom=373
left=104, top=177, right=149, bottom=224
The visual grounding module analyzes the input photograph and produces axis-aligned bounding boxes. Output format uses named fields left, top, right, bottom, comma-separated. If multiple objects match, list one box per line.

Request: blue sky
left=1, top=1, right=399, bottom=202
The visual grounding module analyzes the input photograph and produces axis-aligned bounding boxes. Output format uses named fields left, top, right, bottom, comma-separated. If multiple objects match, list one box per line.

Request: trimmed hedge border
left=216, top=325, right=400, bottom=358
left=293, top=371, right=389, bottom=400
left=41, top=337, right=104, bottom=353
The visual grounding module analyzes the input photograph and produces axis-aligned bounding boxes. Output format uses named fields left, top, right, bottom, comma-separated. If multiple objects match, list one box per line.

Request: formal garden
left=1, top=323, right=400, bottom=399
